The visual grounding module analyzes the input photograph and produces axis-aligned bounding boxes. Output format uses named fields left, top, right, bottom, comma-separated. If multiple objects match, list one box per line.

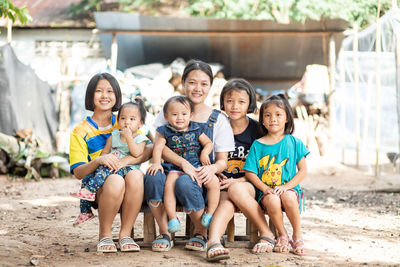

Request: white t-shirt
left=153, top=109, right=235, bottom=160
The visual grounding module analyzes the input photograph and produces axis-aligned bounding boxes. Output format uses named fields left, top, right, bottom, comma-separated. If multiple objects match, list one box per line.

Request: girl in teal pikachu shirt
left=243, top=94, right=309, bottom=256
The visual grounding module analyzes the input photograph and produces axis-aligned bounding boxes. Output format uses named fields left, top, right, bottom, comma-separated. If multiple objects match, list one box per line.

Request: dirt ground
left=0, top=155, right=399, bottom=267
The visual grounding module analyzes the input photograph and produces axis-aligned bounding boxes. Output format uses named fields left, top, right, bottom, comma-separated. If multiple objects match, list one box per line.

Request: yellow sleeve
left=69, top=131, right=89, bottom=174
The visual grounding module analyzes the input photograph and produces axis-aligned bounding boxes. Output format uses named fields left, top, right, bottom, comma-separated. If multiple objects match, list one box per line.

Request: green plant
left=0, top=0, right=31, bottom=24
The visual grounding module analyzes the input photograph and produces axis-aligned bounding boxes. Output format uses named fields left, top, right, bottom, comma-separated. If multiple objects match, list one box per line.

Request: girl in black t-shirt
left=206, top=79, right=275, bottom=261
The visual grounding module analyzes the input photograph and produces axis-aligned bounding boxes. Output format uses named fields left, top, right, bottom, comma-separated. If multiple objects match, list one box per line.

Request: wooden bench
left=135, top=207, right=277, bottom=248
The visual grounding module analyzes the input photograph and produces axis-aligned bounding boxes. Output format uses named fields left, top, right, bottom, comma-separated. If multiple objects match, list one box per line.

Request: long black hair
left=259, top=94, right=294, bottom=135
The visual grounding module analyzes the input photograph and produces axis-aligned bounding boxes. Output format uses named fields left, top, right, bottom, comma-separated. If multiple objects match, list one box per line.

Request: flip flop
left=184, top=233, right=207, bottom=251
left=252, top=236, right=275, bottom=254
left=290, top=238, right=305, bottom=256
left=206, top=243, right=230, bottom=262
left=97, top=237, right=117, bottom=253
left=72, top=213, right=95, bottom=227
left=152, top=234, right=174, bottom=252
left=273, top=236, right=290, bottom=253
left=70, top=188, right=96, bottom=202
left=119, top=236, right=140, bottom=252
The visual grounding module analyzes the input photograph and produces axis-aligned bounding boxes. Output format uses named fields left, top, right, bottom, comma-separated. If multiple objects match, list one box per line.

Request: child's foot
left=73, top=213, right=95, bottom=226
left=290, top=238, right=305, bottom=255
left=201, top=213, right=213, bottom=228
left=168, top=218, right=181, bottom=233
left=273, top=236, right=290, bottom=253
left=70, top=188, right=95, bottom=201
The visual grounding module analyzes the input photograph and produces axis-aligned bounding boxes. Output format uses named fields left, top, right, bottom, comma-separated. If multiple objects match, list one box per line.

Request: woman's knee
left=125, top=170, right=144, bottom=189
left=228, top=182, right=253, bottom=200
left=102, top=174, right=125, bottom=197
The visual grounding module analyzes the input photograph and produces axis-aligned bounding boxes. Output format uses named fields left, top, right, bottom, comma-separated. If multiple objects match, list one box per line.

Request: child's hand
left=200, top=152, right=211, bottom=166
left=273, top=184, right=289, bottom=195
left=98, top=154, right=121, bottom=172
left=120, top=127, right=133, bottom=139
left=181, top=160, right=198, bottom=182
left=147, top=163, right=164, bottom=176
left=263, top=186, right=274, bottom=195
left=220, top=178, right=236, bottom=190
left=196, top=165, right=216, bottom=185
left=217, top=173, right=228, bottom=182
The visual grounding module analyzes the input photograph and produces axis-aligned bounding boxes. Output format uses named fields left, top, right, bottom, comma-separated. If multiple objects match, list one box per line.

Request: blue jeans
left=144, top=170, right=206, bottom=212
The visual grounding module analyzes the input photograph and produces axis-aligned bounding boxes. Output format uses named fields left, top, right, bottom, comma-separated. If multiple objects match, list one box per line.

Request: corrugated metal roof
left=95, top=12, right=348, bottom=85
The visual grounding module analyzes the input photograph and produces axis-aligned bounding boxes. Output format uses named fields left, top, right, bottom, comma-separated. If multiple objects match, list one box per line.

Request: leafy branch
left=0, top=0, right=32, bottom=25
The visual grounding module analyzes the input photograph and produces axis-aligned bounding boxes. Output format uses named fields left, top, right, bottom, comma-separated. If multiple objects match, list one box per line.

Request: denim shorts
left=144, top=170, right=206, bottom=212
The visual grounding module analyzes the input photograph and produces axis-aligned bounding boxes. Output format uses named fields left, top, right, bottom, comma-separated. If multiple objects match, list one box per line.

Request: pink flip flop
left=70, top=188, right=96, bottom=201
left=73, top=213, right=95, bottom=227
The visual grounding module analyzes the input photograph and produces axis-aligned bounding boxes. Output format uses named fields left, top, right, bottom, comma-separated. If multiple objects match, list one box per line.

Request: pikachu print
left=259, top=155, right=288, bottom=187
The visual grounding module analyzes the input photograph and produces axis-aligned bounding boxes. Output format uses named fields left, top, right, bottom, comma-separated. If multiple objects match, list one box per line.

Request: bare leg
left=97, top=174, right=125, bottom=251
left=149, top=202, right=170, bottom=249
left=164, top=172, right=180, bottom=220
left=206, top=191, right=233, bottom=257
left=262, top=193, right=289, bottom=253
left=203, top=175, right=220, bottom=215
left=186, top=209, right=206, bottom=248
left=229, top=182, right=274, bottom=253
left=281, top=191, right=304, bottom=255
left=119, top=170, right=143, bottom=249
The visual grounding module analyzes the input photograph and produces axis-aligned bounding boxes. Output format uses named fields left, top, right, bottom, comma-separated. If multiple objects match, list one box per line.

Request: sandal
left=70, top=188, right=95, bottom=202
left=290, top=238, right=305, bottom=255
left=97, top=237, right=117, bottom=253
left=184, top=233, right=207, bottom=251
left=201, top=213, right=213, bottom=228
left=152, top=234, right=174, bottom=252
left=206, top=243, right=230, bottom=262
left=252, top=236, right=275, bottom=254
left=119, top=236, right=140, bottom=252
left=273, top=236, right=290, bottom=253
left=72, top=212, right=95, bottom=227
left=168, top=218, right=181, bottom=233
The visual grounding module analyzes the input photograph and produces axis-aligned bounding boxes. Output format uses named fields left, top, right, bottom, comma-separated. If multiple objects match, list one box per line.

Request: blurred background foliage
left=67, top=0, right=393, bottom=29
left=0, top=0, right=31, bottom=24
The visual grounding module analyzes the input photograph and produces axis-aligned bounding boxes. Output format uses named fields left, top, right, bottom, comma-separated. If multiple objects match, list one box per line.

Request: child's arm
left=196, top=151, right=228, bottom=186
left=146, top=132, right=166, bottom=176
left=198, top=133, right=213, bottom=166
left=273, top=157, right=307, bottom=195
left=245, top=170, right=273, bottom=195
left=162, top=145, right=198, bottom=180
left=100, top=136, right=112, bottom=156
left=73, top=137, right=120, bottom=178
left=120, top=128, right=144, bottom=158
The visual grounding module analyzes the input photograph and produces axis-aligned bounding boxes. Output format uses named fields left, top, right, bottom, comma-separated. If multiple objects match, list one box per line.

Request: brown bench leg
left=227, top=218, right=235, bottom=243
left=143, top=212, right=156, bottom=244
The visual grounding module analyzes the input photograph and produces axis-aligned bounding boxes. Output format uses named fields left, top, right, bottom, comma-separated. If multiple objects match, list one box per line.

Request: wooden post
left=394, top=1, right=400, bottom=156
left=375, top=0, right=382, bottom=177
left=328, top=34, right=336, bottom=131
left=110, top=32, right=118, bottom=75
left=339, top=49, right=346, bottom=164
left=227, top=218, right=235, bottom=243
left=353, top=23, right=360, bottom=168
left=143, top=212, right=156, bottom=244
left=7, top=18, right=12, bottom=43
left=362, top=74, right=373, bottom=150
